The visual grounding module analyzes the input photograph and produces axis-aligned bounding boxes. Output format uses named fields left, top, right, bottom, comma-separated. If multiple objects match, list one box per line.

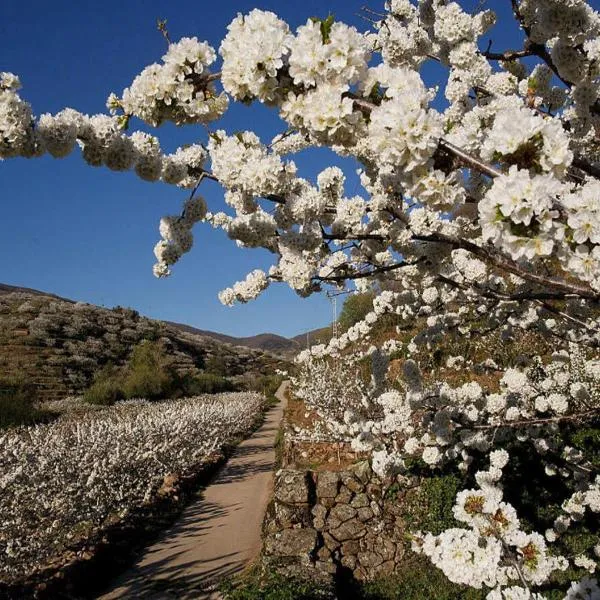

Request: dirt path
left=97, top=382, right=289, bottom=599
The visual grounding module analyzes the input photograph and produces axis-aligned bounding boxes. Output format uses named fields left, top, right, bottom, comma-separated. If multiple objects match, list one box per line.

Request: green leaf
left=309, top=14, right=335, bottom=43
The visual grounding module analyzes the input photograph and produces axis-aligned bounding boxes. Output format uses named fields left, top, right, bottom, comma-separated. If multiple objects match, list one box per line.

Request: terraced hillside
left=0, top=289, right=284, bottom=402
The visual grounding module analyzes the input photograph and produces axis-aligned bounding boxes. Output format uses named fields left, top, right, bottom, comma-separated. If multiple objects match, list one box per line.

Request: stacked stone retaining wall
left=263, top=463, right=409, bottom=582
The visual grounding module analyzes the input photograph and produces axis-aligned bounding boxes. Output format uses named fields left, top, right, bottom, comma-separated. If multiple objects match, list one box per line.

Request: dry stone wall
left=263, top=463, right=408, bottom=582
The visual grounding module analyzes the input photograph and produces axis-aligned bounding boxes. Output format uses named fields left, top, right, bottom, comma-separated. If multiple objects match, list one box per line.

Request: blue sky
left=1, top=0, right=521, bottom=337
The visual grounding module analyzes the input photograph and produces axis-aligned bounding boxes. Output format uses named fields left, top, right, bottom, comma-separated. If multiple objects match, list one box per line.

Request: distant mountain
left=166, top=321, right=301, bottom=355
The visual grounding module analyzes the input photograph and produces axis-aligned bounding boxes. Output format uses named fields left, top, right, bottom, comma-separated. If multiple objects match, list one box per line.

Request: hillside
left=0, top=289, right=286, bottom=402
left=291, top=325, right=332, bottom=348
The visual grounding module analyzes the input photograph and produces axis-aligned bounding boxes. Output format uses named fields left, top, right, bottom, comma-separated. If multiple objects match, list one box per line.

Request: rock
left=328, top=504, right=357, bottom=525
left=317, top=545, right=332, bottom=561
left=315, top=559, right=337, bottom=575
left=342, top=473, right=364, bottom=493
left=341, top=554, right=357, bottom=570
left=358, top=551, right=384, bottom=569
left=330, top=518, right=367, bottom=542
left=366, top=483, right=382, bottom=500
left=378, top=560, right=396, bottom=575
left=370, top=500, right=382, bottom=517
left=380, top=539, right=396, bottom=562
left=341, top=540, right=360, bottom=555
left=274, top=501, right=312, bottom=528
left=323, top=531, right=340, bottom=551
left=265, top=528, right=317, bottom=558
left=316, top=471, right=340, bottom=498
left=321, top=497, right=336, bottom=509
left=357, top=507, right=374, bottom=522
left=335, top=486, right=353, bottom=504
left=275, top=470, right=311, bottom=504
left=350, top=493, right=369, bottom=509
left=349, top=460, right=372, bottom=485
left=312, top=503, right=328, bottom=521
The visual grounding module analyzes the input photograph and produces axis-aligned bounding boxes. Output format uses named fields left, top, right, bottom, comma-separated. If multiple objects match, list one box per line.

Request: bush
left=83, top=364, right=125, bottom=406
left=0, top=375, right=45, bottom=428
left=338, top=292, right=375, bottom=332
left=181, top=372, right=236, bottom=395
left=121, top=340, right=177, bottom=400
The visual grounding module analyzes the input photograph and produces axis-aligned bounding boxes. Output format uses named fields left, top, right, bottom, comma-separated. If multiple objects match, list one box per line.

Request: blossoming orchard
left=2, top=0, right=600, bottom=597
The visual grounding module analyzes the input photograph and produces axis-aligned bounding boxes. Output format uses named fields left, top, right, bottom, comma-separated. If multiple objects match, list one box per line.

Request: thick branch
left=415, top=231, right=600, bottom=300
left=472, top=408, right=599, bottom=431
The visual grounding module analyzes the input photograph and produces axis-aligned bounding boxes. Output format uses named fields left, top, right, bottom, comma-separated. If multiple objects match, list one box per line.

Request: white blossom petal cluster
left=220, top=9, right=292, bottom=103
left=218, top=269, right=269, bottom=305
left=111, top=37, right=227, bottom=126
left=288, top=19, right=370, bottom=88
left=415, top=456, right=568, bottom=592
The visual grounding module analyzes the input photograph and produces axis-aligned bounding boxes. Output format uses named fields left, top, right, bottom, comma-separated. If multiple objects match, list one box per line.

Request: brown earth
left=96, top=381, right=289, bottom=599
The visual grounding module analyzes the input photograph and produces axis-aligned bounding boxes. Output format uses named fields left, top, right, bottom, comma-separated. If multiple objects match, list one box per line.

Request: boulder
left=350, top=493, right=369, bottom=509
left=275, top=470, right=311, bottom=504
left=349, top=460, right=372, bottom=485
left=358, top=551, right=384, bottom=569
left=316, top=471, right=340, bottom=498
left=265, top=528, right=317, bottom=558
left=323, top=531, right=340, bottom=551
left=330, top=518, right=367, bottom=541
left=342, top=473, right=364, bottom=493
left=357, top=507, right=374, bottom=522
left=328, top=504, right=357, bottom=525
left=274, top=501, right=312, bottom=528
left=335, top=486, right=353, bottom=504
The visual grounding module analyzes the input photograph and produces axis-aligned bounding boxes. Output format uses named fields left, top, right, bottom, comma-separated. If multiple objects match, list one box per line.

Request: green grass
left=220, top=568, right=332, bottom=600
left=360, top=556, right=485, bottom=600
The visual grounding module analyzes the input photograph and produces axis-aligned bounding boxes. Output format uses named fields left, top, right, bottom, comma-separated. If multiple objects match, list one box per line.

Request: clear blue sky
left=0, top=0, right=521, bottom=337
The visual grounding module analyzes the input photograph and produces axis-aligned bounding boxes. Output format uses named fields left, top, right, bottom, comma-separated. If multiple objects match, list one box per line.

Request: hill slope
left=0, top=289, right=285, bottom=402
left=166, top=321, right=301, bottom=355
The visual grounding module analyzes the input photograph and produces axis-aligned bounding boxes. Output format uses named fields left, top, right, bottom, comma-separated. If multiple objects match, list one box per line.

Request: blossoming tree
left=2, top=0, right=600, bottom=597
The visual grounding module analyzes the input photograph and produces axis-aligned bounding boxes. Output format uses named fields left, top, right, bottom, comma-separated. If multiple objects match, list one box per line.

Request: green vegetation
left=83, top=364, right=126, bottom=405
left=360, top=557, right=485, bottom=600
left=180, top=372, right=236, bottom=395
left=82, top=340, right=240, bottom=405
left=403, top=473, right=465, bottom=534
left=338, top=292, right=375, bottom=332
left=122, top=340, right=178, bottom=400
left=0, top=374, right=48, bottom=428
left=220, top=568, right=331, bottom=600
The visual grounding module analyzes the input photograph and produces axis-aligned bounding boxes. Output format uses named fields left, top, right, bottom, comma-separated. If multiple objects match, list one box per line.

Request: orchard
left=1, top=1, right=600, bottom=598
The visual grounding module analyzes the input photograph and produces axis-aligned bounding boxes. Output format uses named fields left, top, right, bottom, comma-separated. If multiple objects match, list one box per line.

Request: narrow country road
left=97, top=381, right=289, bottom=600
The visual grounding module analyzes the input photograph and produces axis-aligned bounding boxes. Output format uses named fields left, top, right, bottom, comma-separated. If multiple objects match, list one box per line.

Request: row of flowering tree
left=1, top=0, right=599, bottom=597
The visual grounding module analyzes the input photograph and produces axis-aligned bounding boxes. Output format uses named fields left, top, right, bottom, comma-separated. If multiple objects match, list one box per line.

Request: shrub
left=121, top=340, right=177, bottom=400
left=83, top=364, right=124, bottom=406
left=181, top=372, right=236, bottom=395
left=0, top=375, right=44, bottom=428
left=338, top=292, right=375, bottom=332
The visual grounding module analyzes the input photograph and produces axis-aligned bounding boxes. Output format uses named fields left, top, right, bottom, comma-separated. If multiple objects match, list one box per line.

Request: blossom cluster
left=414, top=454, right=569, bottom=591
left=109, top=37, right=228, bottom=126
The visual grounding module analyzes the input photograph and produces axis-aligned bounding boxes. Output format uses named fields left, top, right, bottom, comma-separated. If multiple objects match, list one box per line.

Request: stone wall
left=263, top=463, right=408, bottom=582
